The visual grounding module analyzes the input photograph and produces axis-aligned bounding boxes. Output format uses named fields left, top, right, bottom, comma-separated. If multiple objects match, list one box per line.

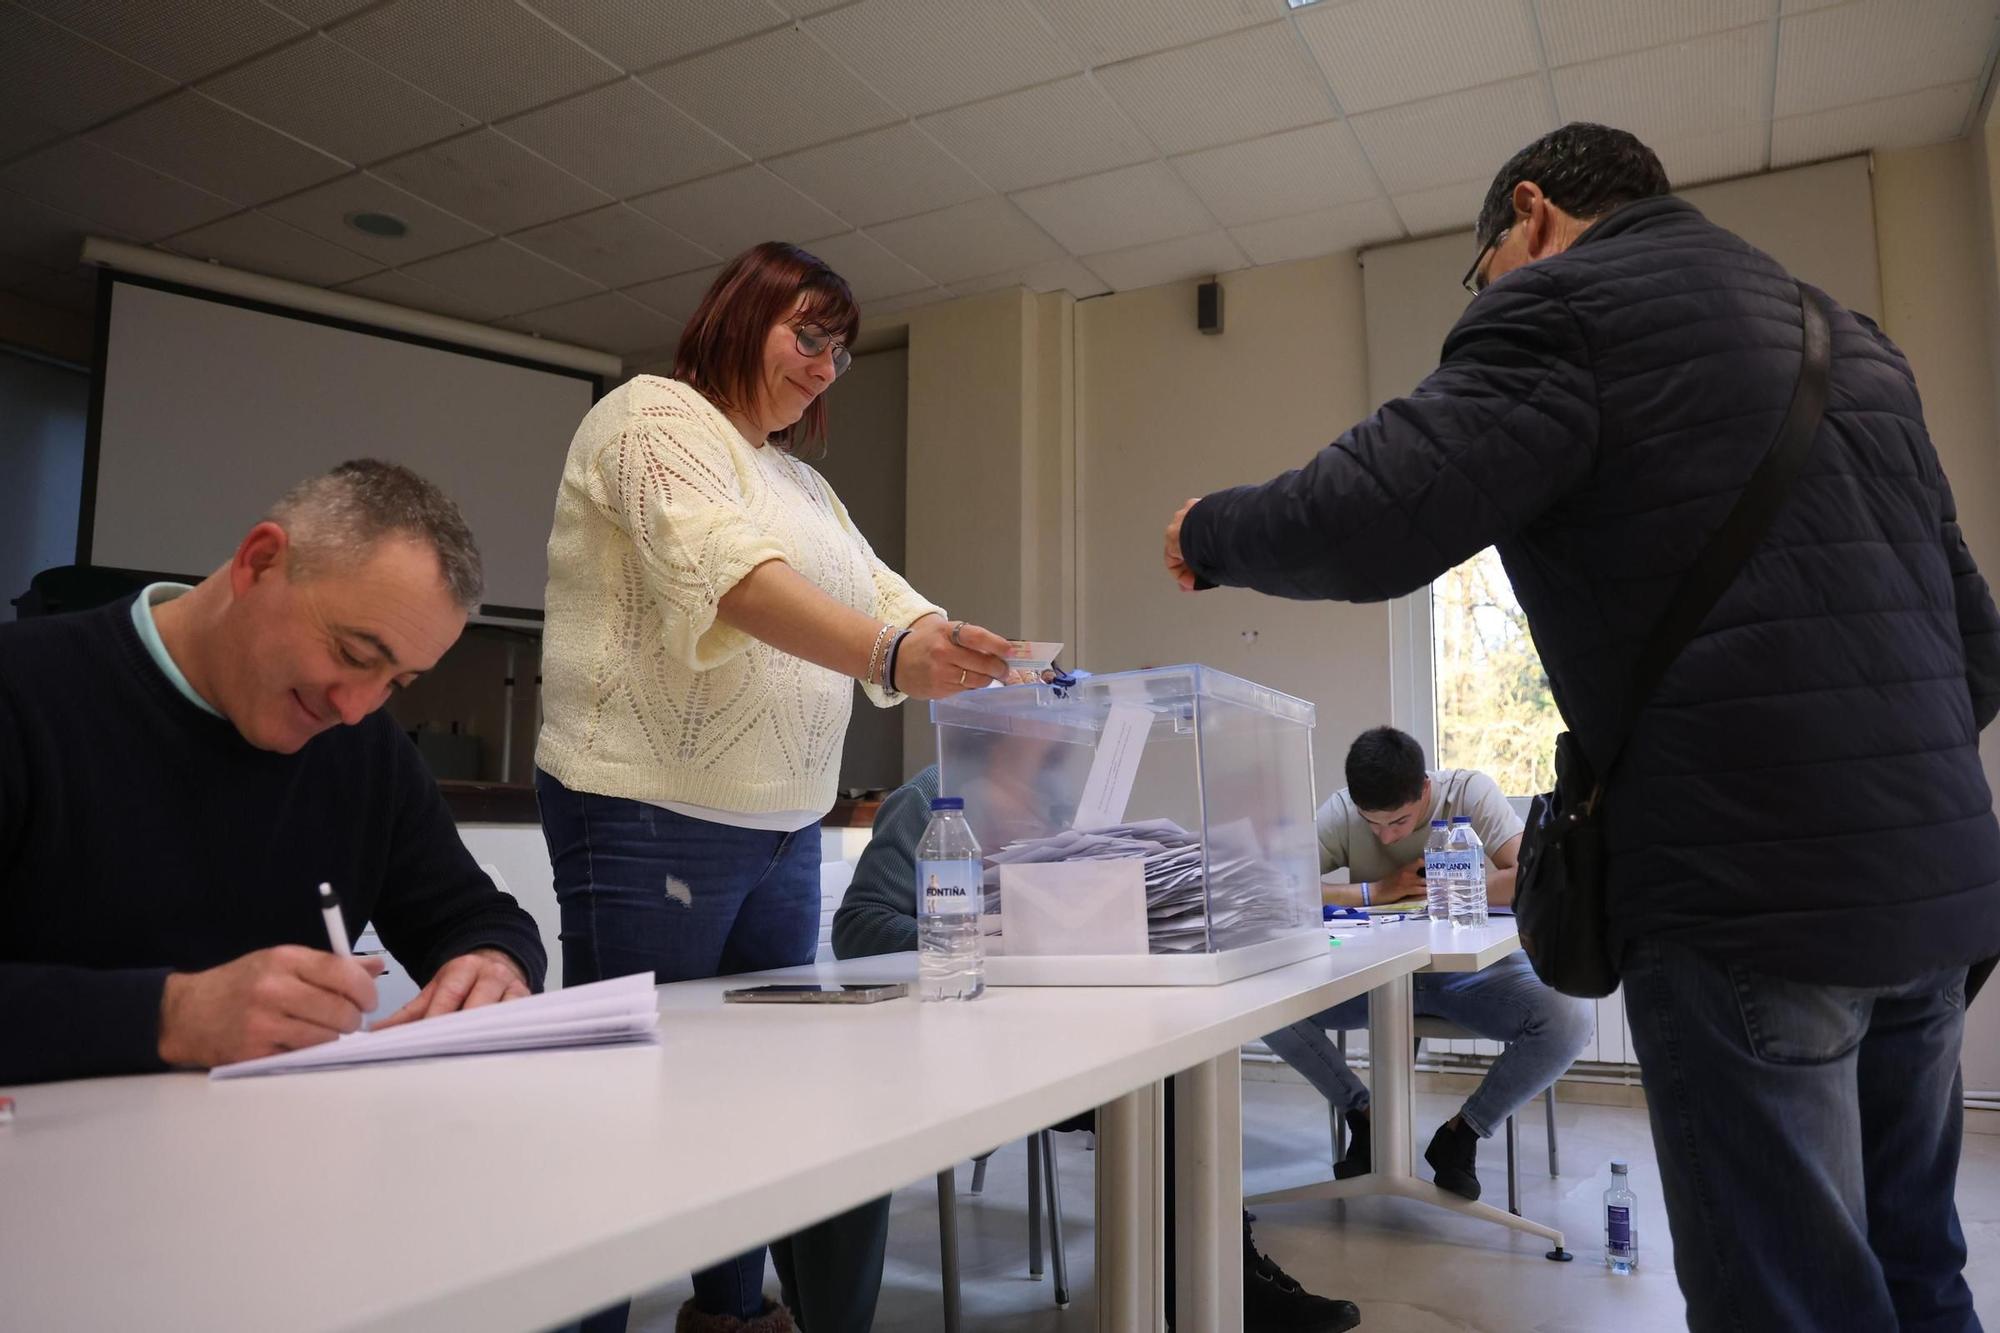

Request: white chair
left=1327, top=1019, right=1560, bottom=1216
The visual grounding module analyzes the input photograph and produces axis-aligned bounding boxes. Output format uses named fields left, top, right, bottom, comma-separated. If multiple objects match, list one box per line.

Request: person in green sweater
left=833, top=765, right=1361, bottom=1333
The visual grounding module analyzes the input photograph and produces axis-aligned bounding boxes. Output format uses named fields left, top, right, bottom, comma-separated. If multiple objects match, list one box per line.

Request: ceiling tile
left=623, top=264, right=723, bottom=321
left=1028, top=0, right=1276, bottom=65
left=0, top=139, right=236, bottom=242
left=1349, top=76, right=1557, bottom=195
left=402, top=238, right=603, bottom=318
left=645, top=27, right=902, bottom=158
left=630, top=166, right=847, bottom=257
left=330, top=0, right=621, bottom=122
left=1390, top=177, right=1488, bottom=236
left=1779, top=0, right=1847, bottom=9
left=262, top=171, right=488, bottom=264
left=524, top=0, right=785, bottom=71
left=954, top=254, right=1110, bottom=298
left=769, top=124, right=988, bottom=227
left=1771, top=80, right=1980, bottom=166
left=869, top=196, right=1062, bottom=285
left=1170, top=120, right=1378, bottom=228
left=511, top=290, right=680, bottom=354
left=89, top=91, right=350, bottom=207
left=1228, top=196, right=1404, bottom=265
left=1296, top=0, right=1540, bottom=115
left=374, top=130, right=613, bottom=233
left=267, top=0, right=378, bottom=22
left=0, top=188, right=113, bottom=267
left=336, top=266, right=492, bottom=321
left=1536, top=0, right=1773, bottom=67
left=1776, top=0, right=2000, bottom=117
left=498, top=79, right=746, bottom=199
left=0, top=5, right=176, bottom=137
left=512, top=203, right=715, bottom=287
left=1082, top=227, right=1247, bottom=292
left=15, top=0, right=304, bottom=81
left=200, top=35, right=476, bottom=166
left=917, top=75, right=1154, bottom=193
left=1096, top=22, right=1337, bottom=155
left=807, top=0, right=1081, bottom=117
left=1553, top=22, right=1769, bottom=143
left=168, top=210, right=380, bottom=285
left=865, top=286, right=952, bottom=317
left=771, top=0, right=853, bottom=13
left=1651, top=124, right=1768, bottom=187
left=1012, top=160, right=1213, bottom=254
left=799, top=230, right=930, bottom=301
left=0, top=107, right=67, bottom=163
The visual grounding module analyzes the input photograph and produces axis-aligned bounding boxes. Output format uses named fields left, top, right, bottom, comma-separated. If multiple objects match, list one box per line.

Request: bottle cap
left=1450, top=815, right=1471, bottom=823
left=1610, top=1159, right=1628, bottom=1173
left=929, top=797, right=965, bottom=812
left=1430, top=819, right=1448, bottom=828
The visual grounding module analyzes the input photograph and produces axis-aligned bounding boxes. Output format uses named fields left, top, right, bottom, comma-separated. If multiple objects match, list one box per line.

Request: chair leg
left=970, top=1153, right=989, bottom=1196
left=1026, top=1132, right=1045, bottom=1280
left=1328, top=1101, right=1344, bottom=1165
left=1040, top=1131, right=1071, bottom=1308
left=937, top=1168, right=962, bottom=1333
left=1545, top=1082, right=1560, bottom=1177
left=1504, top=1113, right=1521, bottom=1217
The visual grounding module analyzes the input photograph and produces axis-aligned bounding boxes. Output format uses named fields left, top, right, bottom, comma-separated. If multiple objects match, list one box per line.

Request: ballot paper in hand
left=209, top=972, right=660, bottom=1080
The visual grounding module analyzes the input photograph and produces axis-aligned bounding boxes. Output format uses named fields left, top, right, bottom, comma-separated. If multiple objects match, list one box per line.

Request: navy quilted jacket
left=1180, top=195, right=2000, bottom=985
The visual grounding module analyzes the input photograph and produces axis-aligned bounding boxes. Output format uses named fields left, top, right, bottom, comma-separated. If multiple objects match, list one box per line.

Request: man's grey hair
left=265, top=459, right=484, bottom=610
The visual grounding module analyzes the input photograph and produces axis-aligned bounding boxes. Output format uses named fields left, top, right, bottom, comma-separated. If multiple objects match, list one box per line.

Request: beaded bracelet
left=863, top=621, right=896, bottom=686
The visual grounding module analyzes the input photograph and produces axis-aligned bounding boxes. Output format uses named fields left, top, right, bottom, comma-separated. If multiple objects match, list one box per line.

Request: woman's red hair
left=673, top=241, right=860, bottom=453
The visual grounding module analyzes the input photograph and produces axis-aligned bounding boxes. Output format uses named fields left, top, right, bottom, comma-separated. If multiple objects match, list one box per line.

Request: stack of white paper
left=986, top=818, right=1297, bottom=953
left=209, top=972, right=661, bottom=1080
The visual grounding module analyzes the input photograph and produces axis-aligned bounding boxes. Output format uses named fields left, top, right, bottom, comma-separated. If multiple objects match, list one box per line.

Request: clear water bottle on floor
left=1422, top=820, right=1451, bottom=921
left=1448, top=815, right=1488, bottom=928
left=1605, top=1159, right=1638, bottom=1273
left=917, top=797, right=985, bottom=1002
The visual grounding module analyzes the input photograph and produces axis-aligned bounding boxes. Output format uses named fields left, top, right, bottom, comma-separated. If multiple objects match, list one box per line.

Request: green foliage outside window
left=1432, top=548, right=1561, bottom=797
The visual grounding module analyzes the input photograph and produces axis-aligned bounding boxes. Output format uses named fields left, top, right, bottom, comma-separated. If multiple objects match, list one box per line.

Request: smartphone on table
left=722, top=982, right=910, bottom=1004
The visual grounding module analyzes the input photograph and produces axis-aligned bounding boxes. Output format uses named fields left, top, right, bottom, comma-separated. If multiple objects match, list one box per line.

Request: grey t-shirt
left=1316, top=768, right=1523, bottom=880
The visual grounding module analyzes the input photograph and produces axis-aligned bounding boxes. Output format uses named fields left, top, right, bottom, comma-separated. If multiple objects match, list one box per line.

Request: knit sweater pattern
left=537, top=375, right=941, bottom=816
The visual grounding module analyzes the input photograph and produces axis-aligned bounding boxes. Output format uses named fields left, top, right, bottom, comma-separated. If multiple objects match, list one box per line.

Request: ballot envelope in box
left=931, top=664, right=1323, bottom=985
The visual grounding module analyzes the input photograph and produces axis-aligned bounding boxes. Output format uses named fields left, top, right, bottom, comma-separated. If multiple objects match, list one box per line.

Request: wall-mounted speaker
left=1197, top=279, right=1223, bottom=335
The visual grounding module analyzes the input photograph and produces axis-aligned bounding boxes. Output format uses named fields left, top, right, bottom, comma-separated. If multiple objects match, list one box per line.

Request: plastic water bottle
left=1605, top=1160, right=1638, bottom=1273
left=916, top=797, right=985, bottom=1002
left=1448, top=816, right=1488, bottom=928
left=1422, top=820, right=1451, bottom=921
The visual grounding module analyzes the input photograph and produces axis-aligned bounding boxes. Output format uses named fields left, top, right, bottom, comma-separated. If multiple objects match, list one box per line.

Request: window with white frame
left=1429, top=547, right=1560, bottom=797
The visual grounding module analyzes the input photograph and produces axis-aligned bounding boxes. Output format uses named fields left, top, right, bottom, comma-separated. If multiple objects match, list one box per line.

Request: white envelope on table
left=1001, top=859, right=1149, bottom=956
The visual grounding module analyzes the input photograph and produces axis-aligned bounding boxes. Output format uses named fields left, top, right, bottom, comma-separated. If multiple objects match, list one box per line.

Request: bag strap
left=1590, top=285, right=1832, bottom=801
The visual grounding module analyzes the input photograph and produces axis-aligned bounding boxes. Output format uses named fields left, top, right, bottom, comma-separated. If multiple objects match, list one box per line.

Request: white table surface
left=1, top=933, right=1428, bottom=1333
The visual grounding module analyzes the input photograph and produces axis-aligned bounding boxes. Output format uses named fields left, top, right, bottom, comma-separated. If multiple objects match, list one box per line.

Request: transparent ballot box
left=931, top=665, right=1323, bottom=985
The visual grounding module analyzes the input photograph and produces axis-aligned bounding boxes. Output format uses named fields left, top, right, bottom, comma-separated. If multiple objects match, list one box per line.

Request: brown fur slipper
left=673, top=1298, right=798, bottom=1333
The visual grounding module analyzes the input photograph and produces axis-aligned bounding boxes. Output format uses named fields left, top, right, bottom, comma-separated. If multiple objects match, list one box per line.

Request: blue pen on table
left=318, top=881, right=352, bottom=959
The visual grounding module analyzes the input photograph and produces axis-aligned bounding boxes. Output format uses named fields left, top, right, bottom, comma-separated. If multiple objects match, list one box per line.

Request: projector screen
left=84, top=275, right=602, bottom=615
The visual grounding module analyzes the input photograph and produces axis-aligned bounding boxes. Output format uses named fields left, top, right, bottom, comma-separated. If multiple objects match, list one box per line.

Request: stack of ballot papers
left=986, top=818, right=1297, bottom=953
left=209, top=972, right=660, bottom=1080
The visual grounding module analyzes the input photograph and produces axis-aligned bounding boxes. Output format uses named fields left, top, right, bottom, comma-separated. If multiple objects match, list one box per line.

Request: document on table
left=209, top=972, right=660, bottom=1080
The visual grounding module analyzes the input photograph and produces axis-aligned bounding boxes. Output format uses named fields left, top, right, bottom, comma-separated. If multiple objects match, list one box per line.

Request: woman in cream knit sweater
left=535, top=243, right=1014, bottom=1333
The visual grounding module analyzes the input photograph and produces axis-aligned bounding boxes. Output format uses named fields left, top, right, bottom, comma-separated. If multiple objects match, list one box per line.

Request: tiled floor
left=627, top=1075, right=2000, bottom=1331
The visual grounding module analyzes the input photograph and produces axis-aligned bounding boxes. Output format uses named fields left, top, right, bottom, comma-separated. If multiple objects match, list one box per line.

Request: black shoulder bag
left=1513, top=285, right=1832, bottom=998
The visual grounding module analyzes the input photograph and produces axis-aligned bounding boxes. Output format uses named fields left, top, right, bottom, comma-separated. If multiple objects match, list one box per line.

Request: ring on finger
left=950, top=620, right=966, bottom=647
left=958, top=668, right=968, bottom=686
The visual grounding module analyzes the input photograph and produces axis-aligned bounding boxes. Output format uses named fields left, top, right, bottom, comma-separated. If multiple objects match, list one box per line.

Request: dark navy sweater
left=1182, top=196, right=2000, bottom=985
left=0, top=599, right=547, bottom=1084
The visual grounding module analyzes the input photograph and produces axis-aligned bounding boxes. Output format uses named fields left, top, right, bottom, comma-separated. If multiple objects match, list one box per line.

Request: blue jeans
left=1261, top=951, right=1595, bottom=1137
left=1622, top=937, right=1979, bottom=1333
left=538, top=771, right=871, bottom=1330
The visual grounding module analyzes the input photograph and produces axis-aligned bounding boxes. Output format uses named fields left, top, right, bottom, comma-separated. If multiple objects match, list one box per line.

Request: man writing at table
left=0, top=460, right=546, bottom=1086
left=1259, top=727, right=1592, bottom=1200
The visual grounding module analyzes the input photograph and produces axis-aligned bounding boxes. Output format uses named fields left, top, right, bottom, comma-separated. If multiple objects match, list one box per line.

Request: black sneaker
left=1244, top=1241, right=1362, bottom=1332
left=1424, top=1117, right=1481, bottom=1201
left=1332, top=1108, right=1371, bottom=1180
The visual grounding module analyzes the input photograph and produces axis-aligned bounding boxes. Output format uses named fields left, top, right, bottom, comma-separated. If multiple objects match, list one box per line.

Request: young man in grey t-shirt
left=1260, top=728, right=1594, bottom=1201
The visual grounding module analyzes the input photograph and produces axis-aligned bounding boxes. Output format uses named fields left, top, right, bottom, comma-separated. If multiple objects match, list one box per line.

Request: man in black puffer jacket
left=1165, top=124, right=1998, bottom=1333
